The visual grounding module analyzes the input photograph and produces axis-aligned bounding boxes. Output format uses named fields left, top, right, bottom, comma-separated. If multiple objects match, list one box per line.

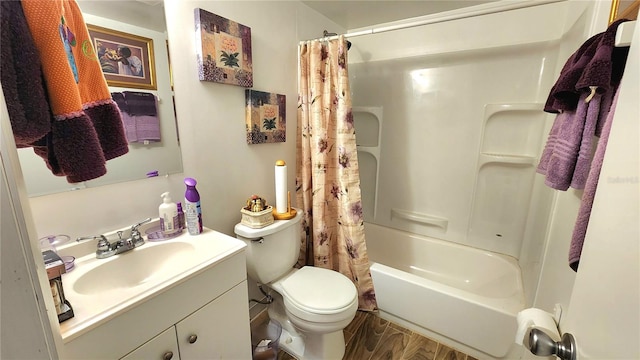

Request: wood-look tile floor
left=253, top=310, right=479, bottom=360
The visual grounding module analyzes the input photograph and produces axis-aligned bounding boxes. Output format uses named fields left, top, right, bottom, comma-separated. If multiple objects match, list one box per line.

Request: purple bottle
left=184, top=177, right=202, bottom=235
left=176, top=202, right=185, bottom=230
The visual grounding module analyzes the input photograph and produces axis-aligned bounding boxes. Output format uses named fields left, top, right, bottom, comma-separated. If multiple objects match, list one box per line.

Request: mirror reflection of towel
left=123, top=91, right=158, bottom=116
left=112, top=91, right=161, bottom=143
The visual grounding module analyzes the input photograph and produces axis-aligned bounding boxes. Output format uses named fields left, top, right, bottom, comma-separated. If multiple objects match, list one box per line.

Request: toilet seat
left=280, top=267, right=358, bottom=323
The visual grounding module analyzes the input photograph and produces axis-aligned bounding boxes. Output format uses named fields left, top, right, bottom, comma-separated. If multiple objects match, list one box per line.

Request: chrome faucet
left=77, top=218, right=152, bottom=259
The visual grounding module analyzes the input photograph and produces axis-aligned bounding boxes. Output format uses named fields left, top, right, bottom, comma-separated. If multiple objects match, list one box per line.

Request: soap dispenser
left=159, top=192, right=178, bottom=234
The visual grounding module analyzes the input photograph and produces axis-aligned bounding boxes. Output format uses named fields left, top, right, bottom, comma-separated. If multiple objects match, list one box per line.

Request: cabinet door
left=120, top=326, right=180, bottom=360
left=176, top=281, right=251, bottom=359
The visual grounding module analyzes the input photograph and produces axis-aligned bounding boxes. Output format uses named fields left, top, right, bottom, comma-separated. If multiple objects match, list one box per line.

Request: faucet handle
left=76, top=235, right=111, bottom=252
left=96, top=235, right=110, bottom=252
left=130, top=218, right=152, bottom=246
left=131, top=218, right=152, bottom=232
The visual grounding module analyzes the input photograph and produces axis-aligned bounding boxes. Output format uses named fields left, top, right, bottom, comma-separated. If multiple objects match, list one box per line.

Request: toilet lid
left=281, top=267, right=357, bottom=314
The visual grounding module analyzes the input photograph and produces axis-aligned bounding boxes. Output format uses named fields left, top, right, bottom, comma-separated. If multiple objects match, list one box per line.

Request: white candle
left=275, top=160, right=287, bottom=213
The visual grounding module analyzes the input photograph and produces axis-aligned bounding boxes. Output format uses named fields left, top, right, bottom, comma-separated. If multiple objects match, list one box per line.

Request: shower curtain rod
left=300, top=0, right=563, bottom=44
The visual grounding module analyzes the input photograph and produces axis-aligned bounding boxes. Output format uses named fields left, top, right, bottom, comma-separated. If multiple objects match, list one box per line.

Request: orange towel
left=21, top=0, right=112, bottom=116
left=20, top=0, right=128, bottom=182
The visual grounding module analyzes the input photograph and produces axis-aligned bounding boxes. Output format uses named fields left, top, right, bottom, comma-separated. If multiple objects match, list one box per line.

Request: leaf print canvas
left=245, top=89, right=286, bottom=144
left=194, top=8, right=253, bottom=87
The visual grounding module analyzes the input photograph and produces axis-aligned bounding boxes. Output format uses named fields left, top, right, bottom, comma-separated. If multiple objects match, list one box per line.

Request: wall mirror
left=17, top=0, right=183, bottom=197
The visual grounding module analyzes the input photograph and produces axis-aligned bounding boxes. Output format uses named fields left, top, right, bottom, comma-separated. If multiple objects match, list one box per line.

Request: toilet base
left=278, top=328, right=304, bottom=358
left=278, top=327, right=346, bottom=360
left=264, top=286, right=348, bottom=360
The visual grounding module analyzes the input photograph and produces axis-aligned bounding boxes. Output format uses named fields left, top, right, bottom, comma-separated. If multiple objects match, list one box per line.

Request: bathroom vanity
left=56, top=225, right=251, bottom=359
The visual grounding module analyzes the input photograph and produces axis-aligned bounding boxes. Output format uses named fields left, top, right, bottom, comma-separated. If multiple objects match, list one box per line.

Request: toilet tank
left=234, top=210, right=302, bottom=284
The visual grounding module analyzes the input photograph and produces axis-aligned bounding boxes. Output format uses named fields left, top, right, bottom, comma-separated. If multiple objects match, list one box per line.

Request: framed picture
left=245, top=90, right=286, bottom=144
left=195, top=8, right=253, bottom=87
left=87, top=24, right=157, bottom=90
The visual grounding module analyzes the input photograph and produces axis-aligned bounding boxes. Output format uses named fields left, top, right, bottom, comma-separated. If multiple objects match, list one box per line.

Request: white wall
left=14, top=0, right=343, bottom=352
left=1, top=88, right=60, bottom=359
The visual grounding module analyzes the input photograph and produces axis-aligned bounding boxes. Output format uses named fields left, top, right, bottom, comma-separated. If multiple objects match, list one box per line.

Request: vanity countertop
left=58, top=227, right=246, bottom=343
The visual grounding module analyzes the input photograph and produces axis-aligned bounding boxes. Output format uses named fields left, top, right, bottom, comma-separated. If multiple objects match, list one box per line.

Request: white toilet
left=234, top=209, right=358, bottom=360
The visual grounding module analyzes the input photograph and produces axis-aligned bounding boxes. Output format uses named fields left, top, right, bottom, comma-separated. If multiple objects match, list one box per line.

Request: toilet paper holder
left=527, top=328, right=576, bottom=360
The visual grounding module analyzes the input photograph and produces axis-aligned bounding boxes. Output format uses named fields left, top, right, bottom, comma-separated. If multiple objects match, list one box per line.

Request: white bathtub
left=365, top=223, right=525, bottom=359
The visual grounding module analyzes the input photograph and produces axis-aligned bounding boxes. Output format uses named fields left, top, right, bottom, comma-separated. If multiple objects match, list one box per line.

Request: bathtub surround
left=297, top=35, right=377, bottom=311
left=349, top=7, right=566, bottom=351
left=345, top=1, right=627, bottom=358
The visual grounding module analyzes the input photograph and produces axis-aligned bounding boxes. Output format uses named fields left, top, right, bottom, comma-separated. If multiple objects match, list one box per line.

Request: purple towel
left=569, top=88, right=620, bottom=271
left=123, top=91, right=158, bottom=116
left=575, top=20, right=630, bottom=94
left=134, top=115, right=161, bottom=142
left=121, top=112, right=138, bottom=143
left=0, top=0, right=51, bottom=146
left=544, top=34, right=601, bottom=113
left=537, top=92, right=603, bottom=190
left=111, top=92, right=137, bottom=143
left=2, top=0, right=129, bottom=183
left=112, top=91, right=161, bottom=143
left=544, top=19, right=630, bottom=113
left=111, top=92, right=129, bottom=114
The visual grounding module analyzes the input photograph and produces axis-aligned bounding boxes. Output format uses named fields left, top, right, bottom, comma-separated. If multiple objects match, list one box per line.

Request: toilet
left=234, top=209, right=358, bottom=360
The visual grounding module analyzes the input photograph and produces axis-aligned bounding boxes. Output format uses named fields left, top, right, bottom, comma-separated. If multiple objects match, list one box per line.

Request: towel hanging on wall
left=0, top=0, right=52, bottom=147
left=543, top=19, right=630, bottom=114
left=15, top=0, right=129, bottom=183
left=537, top=18, right=631, bottom=271
left=569, top=88, right=621, bottom=271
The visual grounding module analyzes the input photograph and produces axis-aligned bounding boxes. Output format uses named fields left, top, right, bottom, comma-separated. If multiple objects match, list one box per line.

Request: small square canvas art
left=194, top=8, right=253, bottom=87
left=245, top=90, right=286, bottom=144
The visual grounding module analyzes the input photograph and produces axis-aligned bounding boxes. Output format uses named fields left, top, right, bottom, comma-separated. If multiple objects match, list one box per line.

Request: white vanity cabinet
left=120, top=327, right=179, bottom=360
left=121, top=282, right=250, bottom=360
left=176, top=282, right=251, bottom=359
left=60, top=229, right=252, bottom=360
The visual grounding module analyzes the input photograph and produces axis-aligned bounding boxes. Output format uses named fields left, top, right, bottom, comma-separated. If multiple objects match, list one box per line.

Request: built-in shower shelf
left=353, top=106, right=383, bottom=221
left=357, top=145, right=380, bottom=158
left=467, top=102, right=546, bottom=257
left=478, top=154, right=537, bottom=167
left=391, top=208, right=448, bottom=231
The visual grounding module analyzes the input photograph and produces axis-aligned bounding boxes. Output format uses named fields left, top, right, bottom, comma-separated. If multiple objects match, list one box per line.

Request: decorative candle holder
left=241, top=206, right=275, bottom=228
left=241, top=195, right=275, bottom=228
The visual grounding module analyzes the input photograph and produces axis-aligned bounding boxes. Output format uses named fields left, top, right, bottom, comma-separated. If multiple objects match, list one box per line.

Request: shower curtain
left=296, top=36, right=376, bottom=311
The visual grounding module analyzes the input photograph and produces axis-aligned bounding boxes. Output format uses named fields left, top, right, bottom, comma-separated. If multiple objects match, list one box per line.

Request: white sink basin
left=58, top=225, right=246, bottom=342
left=72, top=241, right=196, bottom=295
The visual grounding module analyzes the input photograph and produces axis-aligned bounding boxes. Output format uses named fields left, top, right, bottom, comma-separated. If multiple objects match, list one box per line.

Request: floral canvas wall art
left=245, top=90, right=286, bottom=144
left=194, top=8, right=253, bottom=87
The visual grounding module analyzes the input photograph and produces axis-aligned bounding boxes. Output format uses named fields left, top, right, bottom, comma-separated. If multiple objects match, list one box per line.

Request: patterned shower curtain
left=296, top=36, right=377, bottom=311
